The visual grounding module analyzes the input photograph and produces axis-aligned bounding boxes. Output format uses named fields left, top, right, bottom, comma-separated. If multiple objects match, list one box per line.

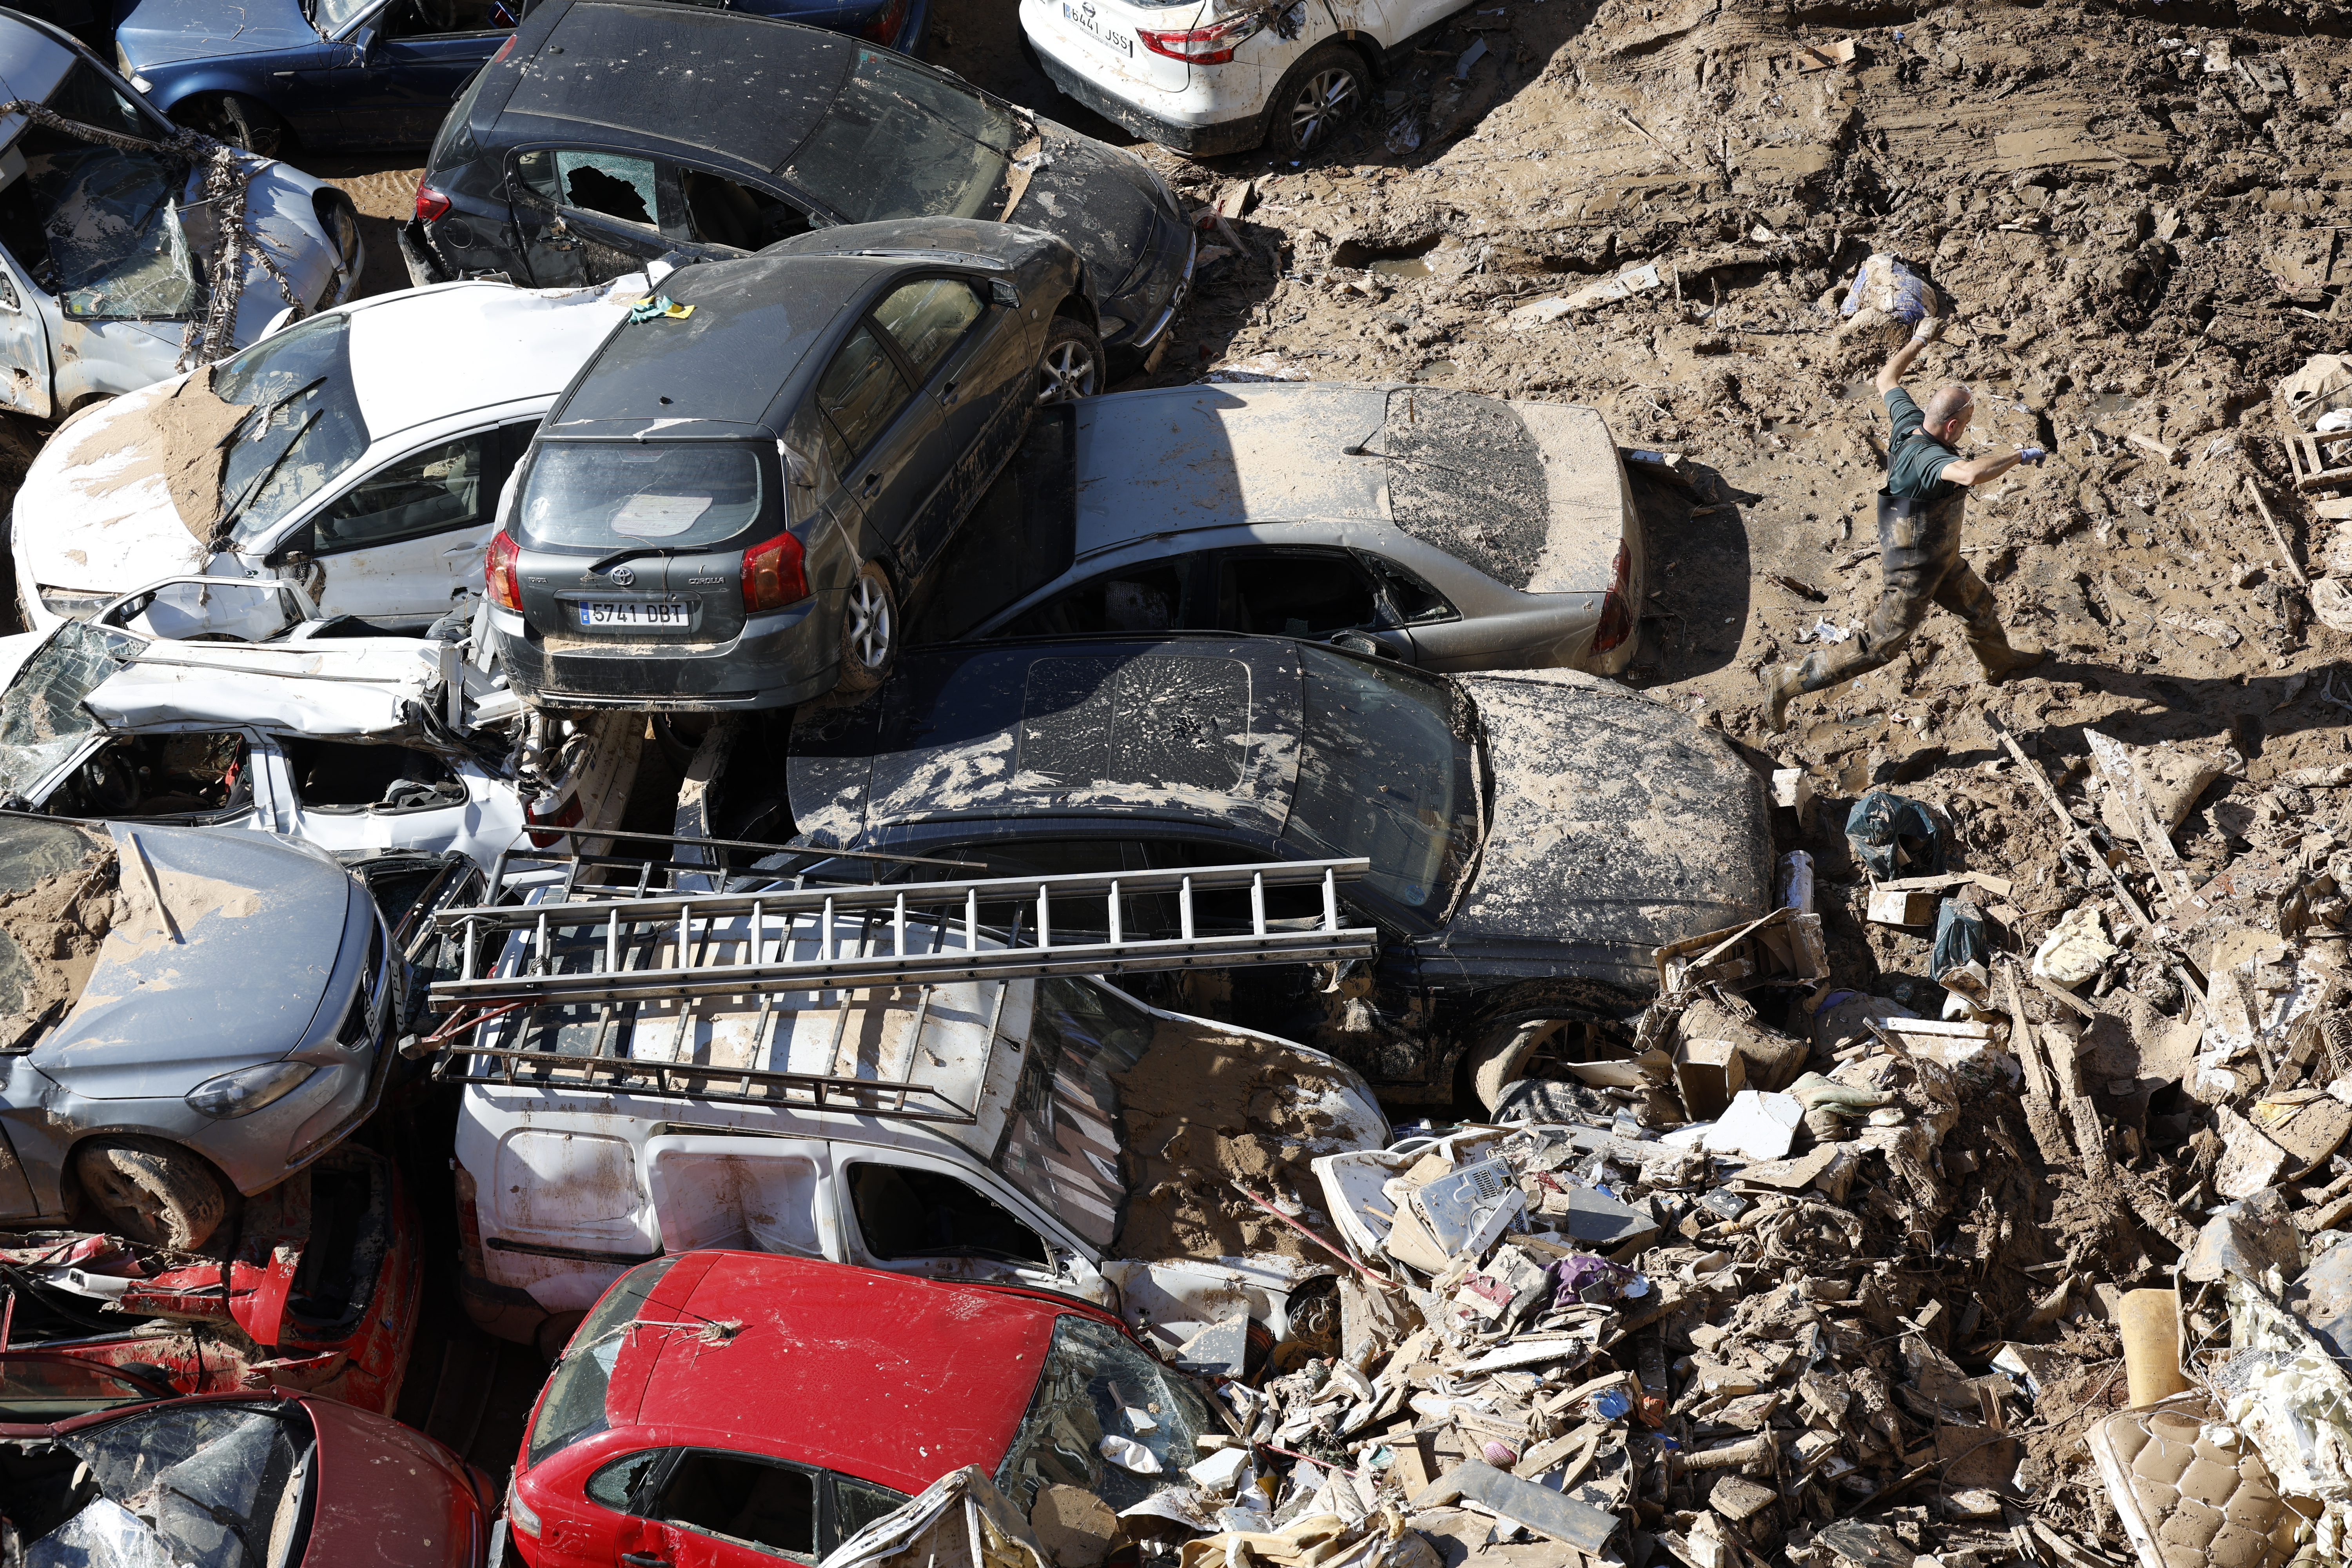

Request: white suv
left=1023, top=0, right=1472, bottom=156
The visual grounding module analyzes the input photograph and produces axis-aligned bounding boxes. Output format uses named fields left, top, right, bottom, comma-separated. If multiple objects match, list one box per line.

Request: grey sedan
left=951, top=383, right=1645, bottom=674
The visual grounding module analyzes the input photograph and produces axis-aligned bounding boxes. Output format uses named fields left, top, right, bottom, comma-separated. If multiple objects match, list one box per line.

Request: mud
left=1113, top=1020, right=1368, bottom=1264
left=52, top=368, right=250, bottom=548
left=0, top=830, right=116, bottom=1047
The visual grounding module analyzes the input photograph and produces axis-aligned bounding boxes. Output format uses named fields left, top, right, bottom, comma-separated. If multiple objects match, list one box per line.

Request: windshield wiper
left=220, top=373, right=327, bottom=450
left=213, top=406, right=322, bottom=545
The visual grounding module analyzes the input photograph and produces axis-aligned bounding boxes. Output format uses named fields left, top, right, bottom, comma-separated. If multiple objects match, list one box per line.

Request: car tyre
left=1461, top=982, right=1637, bottom=1112
left=835, top=560, right=898, bottom=694
left=1036, top=315, right=1103, bottom=405
left=171, top=93, right=286, bottom=158
left=73, top=1136, right=232, bottom=1249
left=1268, top=45, right=1369, bottom=157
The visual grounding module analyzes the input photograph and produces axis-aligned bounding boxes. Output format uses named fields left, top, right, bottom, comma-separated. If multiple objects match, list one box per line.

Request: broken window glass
left=1280, top=647, right=1480, bottom=921
left=995, top=1315, right=1220, bottom=1514
left=833, top=1476, right=913, bottom=1545
left=0, top=1350, right=163, bottom=1422
left=782, top=49, right=1022, bottom=224
left=0, top=620, right=139, bottom=802
left=1015, top=654, right=1251, bottom=795
left=990, top=978, right=1152, bottom=1250
left=678, top=166, right=813, bottom=251
left=47, top=1401, right=310, bottom=1568
left=528, top=1256, right=680, bottom=1466
left=213, top=312, right=371, bottom=547
left=29, top=145, right=199, bottom=321
left=846, top=1162, right=1047, bottom=1267
left=653, top=1451, right=817, bottom=1561
left=587, top=1448, right=667, bottom=1510
left=519, top=149, right=661, bottom=229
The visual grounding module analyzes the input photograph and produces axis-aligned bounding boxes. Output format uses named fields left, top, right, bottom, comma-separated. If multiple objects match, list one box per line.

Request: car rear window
left=526, top=1256, right=680, bottom=1468
left=1383, top=389, right=1548, bottom=590
left=781, top=49, right=1021, bottom=223
left=517, top=441, right=767, bottom=550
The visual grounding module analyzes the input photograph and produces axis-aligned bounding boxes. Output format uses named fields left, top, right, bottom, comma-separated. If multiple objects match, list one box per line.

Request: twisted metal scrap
left=0, top=100, right=307, bottom=370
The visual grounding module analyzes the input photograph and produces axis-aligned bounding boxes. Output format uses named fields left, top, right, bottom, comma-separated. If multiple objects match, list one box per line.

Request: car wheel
left=834, top=560, right=898, bottom=694
left=1465, top=1018, right=1572, bottom=1112
left=172, top=93, right=286, bottom=158
left=1269, top=46, right=1369, bottom=157
left=1036, top=316, right=1103, bottom=405
left=73, top=1136, right=232, bottom=1249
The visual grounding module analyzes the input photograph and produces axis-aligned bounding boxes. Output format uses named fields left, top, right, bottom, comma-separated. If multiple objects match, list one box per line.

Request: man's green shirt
left=1884, top=387, right=1962, bottom=504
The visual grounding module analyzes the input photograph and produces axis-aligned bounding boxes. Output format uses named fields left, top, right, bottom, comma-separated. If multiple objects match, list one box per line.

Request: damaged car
left=0, top=1142, right=420, bottom=1413
left=939, top=383, right=1645, bottom=675
left=783, top=636, right=1773, bottom=1107
left=0, top=578, right=634, bottom=873
left=505, top=1251, right=1227, bottom=1567
left=0, top=817, right=397, bottom=1252
left=13, top=270, right=651, bottom=632
left=404, top=0, right=1194, bottom=374
left=0, top=10, right=363, bottom=419
left=0, top=1350, right=495, bottom=1567
left=488, top=223, right=1097, bottom=711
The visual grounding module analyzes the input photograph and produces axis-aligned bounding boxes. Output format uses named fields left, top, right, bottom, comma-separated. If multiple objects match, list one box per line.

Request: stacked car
left=0, top=0, right=1766, bottom=1561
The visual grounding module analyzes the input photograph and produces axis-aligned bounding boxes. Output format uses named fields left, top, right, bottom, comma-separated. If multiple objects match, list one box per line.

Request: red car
left=0, top=1349, right=495, bottom=1566
left=509, top=1252, right=1229, bottom=1568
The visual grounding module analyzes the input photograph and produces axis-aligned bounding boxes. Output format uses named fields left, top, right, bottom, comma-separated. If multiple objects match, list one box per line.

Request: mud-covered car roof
left=788, top=636, right=1307, bottom=843
left=497, top=0, right=855, bottom=173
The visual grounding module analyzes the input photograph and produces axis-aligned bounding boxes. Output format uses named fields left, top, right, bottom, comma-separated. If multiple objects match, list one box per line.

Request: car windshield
left=310, top=0, right=379, bottom=36
left=0, top=1354, right=163, bottom=1422
left=214, top=313, right=372, bottom=547
left=526, top=1256, right=679, bottom=1469
left=1280, top=648, right=1482, bottom=922
left=989, top=978, right=1154, bottom=1249
left=782, top=48, right=1023, bottom=223
left=42, top=1402, right=313, bottom=1568
left=518, top=442, right=766, bottom=550
left=0, top=65, right=200, bottom=321
left=995, top=1315, right=1221, bottom=1514
left=0, top=621, right=138, bottom=802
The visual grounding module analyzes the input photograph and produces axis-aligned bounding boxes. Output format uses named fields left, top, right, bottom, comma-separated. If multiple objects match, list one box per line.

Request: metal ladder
left=424, top=855, right=1378, bottom=1122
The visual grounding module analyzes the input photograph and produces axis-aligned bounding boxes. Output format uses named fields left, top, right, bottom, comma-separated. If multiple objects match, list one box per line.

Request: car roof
left=0, top=12, right=82, bottom=143
left=500, top=0, right=853, bottom=172
left=620, top=1252, right=1080, bottom=1494
left=340, top=279, right=639, bottom=438
left=786, top=635, right=1309, bottom=846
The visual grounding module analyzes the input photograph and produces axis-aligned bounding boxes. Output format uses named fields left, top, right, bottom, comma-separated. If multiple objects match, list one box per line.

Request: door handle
left=861, top=473, right=881, bottom=498
left=621, top=1555, right=671, bottom=1567
left=940, top=379, right=960, bottom=406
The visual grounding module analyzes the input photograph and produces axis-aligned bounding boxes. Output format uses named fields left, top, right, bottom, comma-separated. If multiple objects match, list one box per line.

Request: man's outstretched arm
left=1875, top=318, right=1942, bottom=393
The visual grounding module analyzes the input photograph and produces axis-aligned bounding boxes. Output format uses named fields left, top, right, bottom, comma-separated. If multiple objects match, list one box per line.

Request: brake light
left=491, top=32, right=517, bottom=62
left=861, top=0, right=909, bottom=42
left=525, top=791, right=583, bottom=850
left=414, top=183, right=452, bottom=223
left=1592, top=543, right=1634, bottom=653
left=741, top=529, right=809, bottom=612
left=1137, top=14, right=1261, bottom=62
left=485, top=530, right=521, bottom=610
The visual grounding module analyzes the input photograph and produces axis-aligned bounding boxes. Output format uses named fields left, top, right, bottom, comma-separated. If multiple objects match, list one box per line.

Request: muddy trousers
left=1788, top=491, right=2019, bottom=696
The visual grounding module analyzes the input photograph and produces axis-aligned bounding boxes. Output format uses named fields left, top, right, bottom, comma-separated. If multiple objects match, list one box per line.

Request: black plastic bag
left=1844, top=790, right=1944, bottom=880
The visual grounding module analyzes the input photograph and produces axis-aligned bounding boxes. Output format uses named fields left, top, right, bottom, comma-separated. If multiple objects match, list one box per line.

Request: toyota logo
left=607, top=564, right=637, bottom=588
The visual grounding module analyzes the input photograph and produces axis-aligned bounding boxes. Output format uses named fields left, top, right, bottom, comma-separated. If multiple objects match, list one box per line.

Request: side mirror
left=990, top=279, right=1020, bottom=309
left=352, top=23, right=379, bottom=58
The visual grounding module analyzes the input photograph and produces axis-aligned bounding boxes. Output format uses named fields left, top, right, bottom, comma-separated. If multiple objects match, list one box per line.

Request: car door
left=867, top=274, right=1021, bottom=580
left=0, top=241, right=52, bottom=419
left=328, top=0, right=520, bottom=146
left=276, top=420, right=533, bottom=625
left=810, top=319, right=941, bottom=567
left=506, top=146, right=684, bottom=287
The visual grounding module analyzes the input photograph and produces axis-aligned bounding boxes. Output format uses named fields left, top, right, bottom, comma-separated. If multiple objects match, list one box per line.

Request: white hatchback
left=12, top=273, right=648, bottom=633
left=1022, top=0, right=1472, bottom=157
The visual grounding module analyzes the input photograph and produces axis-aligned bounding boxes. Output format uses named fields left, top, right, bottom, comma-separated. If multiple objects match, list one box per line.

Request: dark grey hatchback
left=488, top=218, right=1094, bottom=711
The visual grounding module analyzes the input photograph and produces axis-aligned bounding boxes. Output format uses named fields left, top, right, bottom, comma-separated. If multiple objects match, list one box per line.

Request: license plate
left=1062, top=2, right=1133, bottom=55
left=577, top=600, right=689, bottom=628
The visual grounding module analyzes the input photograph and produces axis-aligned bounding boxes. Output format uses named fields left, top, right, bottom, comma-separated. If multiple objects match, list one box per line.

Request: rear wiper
left=587, top=544, right=681, bottom=574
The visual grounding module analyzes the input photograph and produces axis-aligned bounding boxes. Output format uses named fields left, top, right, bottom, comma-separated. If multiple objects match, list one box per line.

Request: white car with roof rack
left=425, top=839, right=1392, bottom=1357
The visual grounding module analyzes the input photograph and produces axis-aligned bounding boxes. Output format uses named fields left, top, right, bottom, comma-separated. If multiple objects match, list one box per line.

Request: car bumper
left=399, top=218, right=451, bottom=289
left=493, top=598, right=837, bottom=712
left=1033, top=45, right=1266, bottom=156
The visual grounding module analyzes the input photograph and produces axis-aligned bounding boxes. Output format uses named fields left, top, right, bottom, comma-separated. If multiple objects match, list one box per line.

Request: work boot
left=1763, top=657, right=1820, bottom=733
left=1971, top=627, right=2045, bottom=682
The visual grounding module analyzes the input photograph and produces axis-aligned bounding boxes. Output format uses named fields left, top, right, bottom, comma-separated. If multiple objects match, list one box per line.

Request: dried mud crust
left=0, top=828, right=116, bottom=1047
left=1111, top=1022, right=1365, bottom=1264
left=48, top=367, right=252, bottom=547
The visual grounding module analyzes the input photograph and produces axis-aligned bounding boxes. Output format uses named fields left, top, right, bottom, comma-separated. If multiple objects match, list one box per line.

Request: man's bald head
left=1922, top=383, right=1974, bottom=442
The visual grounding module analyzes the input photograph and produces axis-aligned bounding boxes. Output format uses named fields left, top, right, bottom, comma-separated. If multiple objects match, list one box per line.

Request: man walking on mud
left=1766, top=320, right=2047, bottom=731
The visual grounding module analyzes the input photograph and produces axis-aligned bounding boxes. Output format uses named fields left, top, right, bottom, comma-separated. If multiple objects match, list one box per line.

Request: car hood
left=1437, top=671, right=1771, bottom=991
left=225, top=157, right=344, bottom=347
left=32, top=825, right=352, bottom=1096
left=303, top=1395, right=487, bottom=1568
left=14, top=378, right=216, bottom=594
left=1011, top=121, right=1179, bottom=301
left=118, top=0, right=320, bottom=66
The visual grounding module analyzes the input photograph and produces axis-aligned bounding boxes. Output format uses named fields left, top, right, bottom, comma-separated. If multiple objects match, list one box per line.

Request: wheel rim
left=848, top=575, right=892, bottom=670
left=1037, top=339, right=1098, bottom=405
left=1290, top=66, right=1357, bottom=150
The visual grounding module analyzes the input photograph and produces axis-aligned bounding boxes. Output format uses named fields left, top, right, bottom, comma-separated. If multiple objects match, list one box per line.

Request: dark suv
left=487, top=218, right=1093, bottom=711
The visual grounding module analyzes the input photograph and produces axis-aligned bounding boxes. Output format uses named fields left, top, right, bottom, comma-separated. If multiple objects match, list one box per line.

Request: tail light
left=861, top=0, right=909, bottom=42
left=485, top=530, right=521, bottom=610
left=525, top=791, right=583, bottom=850
left=741, top=529, right=809, bottom=612
left=1592, top=543, right=1635, bottom=653
left=414, top=183, right=452, bottom=223
left=1138, top=14, right=1262, bottom=62
left=490, top=32, right=517, bottom=63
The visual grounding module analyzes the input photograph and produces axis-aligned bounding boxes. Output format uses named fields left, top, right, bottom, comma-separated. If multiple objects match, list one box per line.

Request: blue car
left=112, top=0, right=927, bottom=152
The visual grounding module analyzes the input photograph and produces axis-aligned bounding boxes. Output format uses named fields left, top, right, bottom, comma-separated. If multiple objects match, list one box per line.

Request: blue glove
left=2016, top=445, right=2047, bottom=465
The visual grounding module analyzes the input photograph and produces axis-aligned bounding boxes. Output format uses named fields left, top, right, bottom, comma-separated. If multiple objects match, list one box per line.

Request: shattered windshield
left=0, top=66, right=199, bottom=320
left=782, top=49, right=1022, bottom=223
left=995, top=1314, right=1220, bottom=1514
left=1281, top=647, right=1481, bottom=922
left=35, top=1402, right=312, bottom=1568
left=213, top=313, right=372, bottom=547
left=0, top=621, right=139, bottom=801
left=989, top=978, right=1153, bottom=1250
left=527, top=1256, right=679, bottom=1469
